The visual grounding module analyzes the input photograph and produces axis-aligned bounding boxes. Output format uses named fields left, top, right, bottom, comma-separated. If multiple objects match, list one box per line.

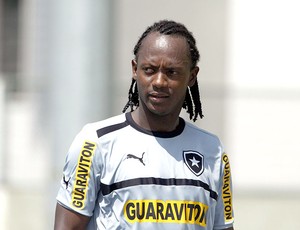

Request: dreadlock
left=122, top=20, right=204, bottom=121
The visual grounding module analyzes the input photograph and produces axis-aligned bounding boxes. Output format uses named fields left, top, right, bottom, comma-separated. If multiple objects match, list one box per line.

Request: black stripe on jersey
left=97, top=121, right=129, bottom=138
left=100, top=177, right=218, bottom=201
left=126, top=112, right=185, bottom=138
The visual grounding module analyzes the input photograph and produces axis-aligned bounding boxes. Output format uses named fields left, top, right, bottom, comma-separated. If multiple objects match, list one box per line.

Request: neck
left=131, top=108, right=180, bottom=132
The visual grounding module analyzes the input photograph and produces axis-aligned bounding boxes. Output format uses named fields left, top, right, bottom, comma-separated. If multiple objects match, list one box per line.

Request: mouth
left=148, top=92, right=169, bottom=103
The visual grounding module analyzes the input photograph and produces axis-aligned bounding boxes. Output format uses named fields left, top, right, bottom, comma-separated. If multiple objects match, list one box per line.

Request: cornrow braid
left=190, top=79, right=204, bottom=121
left=183, top=87, right=194, bottom=120
left=133, top=20, right=200, bottom=68
left=122, top=19, right=204, bottom=121
left=122, top=78, right=139, bottom=113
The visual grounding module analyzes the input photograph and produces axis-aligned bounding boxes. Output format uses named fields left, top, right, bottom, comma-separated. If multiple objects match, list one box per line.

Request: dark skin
left=131, top=32, right=198, bottom=132
left=54, top=203, right=90, bottom=229
left=54, top=32, right=234, bottom=230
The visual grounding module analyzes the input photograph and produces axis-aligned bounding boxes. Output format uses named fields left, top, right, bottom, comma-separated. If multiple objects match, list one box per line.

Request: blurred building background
left=0, top=0, right=299, bottom=229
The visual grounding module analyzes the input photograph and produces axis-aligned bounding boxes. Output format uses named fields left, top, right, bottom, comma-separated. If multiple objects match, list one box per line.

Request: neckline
left=125, top=112, right=185, bottom=138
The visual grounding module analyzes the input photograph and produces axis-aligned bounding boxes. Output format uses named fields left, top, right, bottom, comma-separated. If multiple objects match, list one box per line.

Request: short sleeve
left=56, top=125, right=101, bottom=216
left=213, top=152, right=234, bottom=229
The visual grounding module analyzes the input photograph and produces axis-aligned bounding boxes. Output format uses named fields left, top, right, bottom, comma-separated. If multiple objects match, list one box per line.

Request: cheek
left=136, top=80, right=148, bottom=97
left=172, top=83, right=189, bottom=100
left=170, top=80, right=189, bottom=92
left=136, top=74, right=151, bottom=89
left=136, top=78, right=147, bottom=91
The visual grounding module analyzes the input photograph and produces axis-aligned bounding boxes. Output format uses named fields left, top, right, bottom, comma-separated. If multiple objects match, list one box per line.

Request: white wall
left=225, top=0, right=300, bottom=228
left=226, top=0, right=300, bottom=191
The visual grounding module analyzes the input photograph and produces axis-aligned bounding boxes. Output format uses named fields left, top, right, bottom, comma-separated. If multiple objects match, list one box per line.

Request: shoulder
left=66, top=113, right=127, bottom=163
left=184, top=120, right=221, bottom=143
left=182, top=120, right=225, bottom=157
left=79, top=113, right=127, bottom=139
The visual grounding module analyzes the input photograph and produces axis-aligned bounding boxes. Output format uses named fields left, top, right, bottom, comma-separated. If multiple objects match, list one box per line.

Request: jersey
left=56, top=112, right=234, bottom=229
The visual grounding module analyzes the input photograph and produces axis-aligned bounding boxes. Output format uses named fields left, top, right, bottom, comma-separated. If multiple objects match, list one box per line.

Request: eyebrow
left=139, top=58, right=189, bottom=67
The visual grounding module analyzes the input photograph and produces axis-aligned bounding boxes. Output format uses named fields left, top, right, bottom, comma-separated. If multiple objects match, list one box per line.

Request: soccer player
left=54, top=20, right=234, bottom=230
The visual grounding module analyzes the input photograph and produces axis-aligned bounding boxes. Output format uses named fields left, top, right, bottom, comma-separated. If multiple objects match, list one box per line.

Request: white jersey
left=57, top=112, right=234, bottom=229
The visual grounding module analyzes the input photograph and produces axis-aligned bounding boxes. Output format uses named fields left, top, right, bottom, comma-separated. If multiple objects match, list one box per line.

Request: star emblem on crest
left=189, top=157, right=200, bottom=167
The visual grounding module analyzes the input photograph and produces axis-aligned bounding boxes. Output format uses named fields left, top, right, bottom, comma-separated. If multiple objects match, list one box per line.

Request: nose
left=152, top=71, right=168, bottom=88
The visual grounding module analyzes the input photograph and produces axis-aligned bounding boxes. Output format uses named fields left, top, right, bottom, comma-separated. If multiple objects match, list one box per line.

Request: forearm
left=54, top=203, right=90, bottom=230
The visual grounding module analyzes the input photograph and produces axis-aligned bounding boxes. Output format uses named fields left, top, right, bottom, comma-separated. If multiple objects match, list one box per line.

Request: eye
left=166, top=68, right=178, bottom=76
left=143, top=67, right=155, bottom=74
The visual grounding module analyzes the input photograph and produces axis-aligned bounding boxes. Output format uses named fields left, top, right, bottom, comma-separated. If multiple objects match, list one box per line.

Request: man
left=54, top=20, right=234, bottom=229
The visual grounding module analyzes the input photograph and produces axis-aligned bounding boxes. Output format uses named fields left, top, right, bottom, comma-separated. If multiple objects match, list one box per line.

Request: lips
left=148, top=92, right=169, bottom=103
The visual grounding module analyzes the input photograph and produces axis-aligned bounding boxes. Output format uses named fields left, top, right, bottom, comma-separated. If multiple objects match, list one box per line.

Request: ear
left=188, top=66, right=199, bottom=87
left=131, top=59, right=138, bottom=80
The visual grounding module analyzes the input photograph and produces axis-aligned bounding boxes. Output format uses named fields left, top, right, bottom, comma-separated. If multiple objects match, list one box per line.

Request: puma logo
left=63, top=175, right=71, bottom=189
left=126, top=152, right=145, bottom=166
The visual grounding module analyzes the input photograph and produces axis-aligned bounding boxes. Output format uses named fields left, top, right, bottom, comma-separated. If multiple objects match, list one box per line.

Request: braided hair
left=122, top=20, right=204, bottom=121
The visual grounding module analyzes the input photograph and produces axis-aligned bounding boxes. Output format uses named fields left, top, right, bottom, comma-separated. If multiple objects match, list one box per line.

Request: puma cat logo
left=126, top=152, right=145, bottom=166
left=63, top=175, right=71, bottom=189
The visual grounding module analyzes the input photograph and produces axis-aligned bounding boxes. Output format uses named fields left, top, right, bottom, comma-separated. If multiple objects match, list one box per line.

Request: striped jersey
left=56, top=112, right=234, bottom=229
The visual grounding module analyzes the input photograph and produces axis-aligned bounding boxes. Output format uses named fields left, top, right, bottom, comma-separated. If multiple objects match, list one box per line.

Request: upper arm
left=54, top=203, right=90, bottom=230
left=213, top=152, right=234, bottom=229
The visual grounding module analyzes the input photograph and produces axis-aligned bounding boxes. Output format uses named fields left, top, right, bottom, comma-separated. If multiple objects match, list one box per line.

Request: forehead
left=137, top=32, right=190, bottom=64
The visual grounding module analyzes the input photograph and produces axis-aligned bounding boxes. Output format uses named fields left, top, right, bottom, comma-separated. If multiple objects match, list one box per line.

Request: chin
left=142, top=101, right=178, bottom=117
left=143, top=106, right=165, bottom=116
left=147, top=106, right=174, bottom=117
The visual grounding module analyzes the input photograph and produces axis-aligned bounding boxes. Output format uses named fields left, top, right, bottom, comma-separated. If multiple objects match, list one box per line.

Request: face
left=132, top=32, right=199, bottom=119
